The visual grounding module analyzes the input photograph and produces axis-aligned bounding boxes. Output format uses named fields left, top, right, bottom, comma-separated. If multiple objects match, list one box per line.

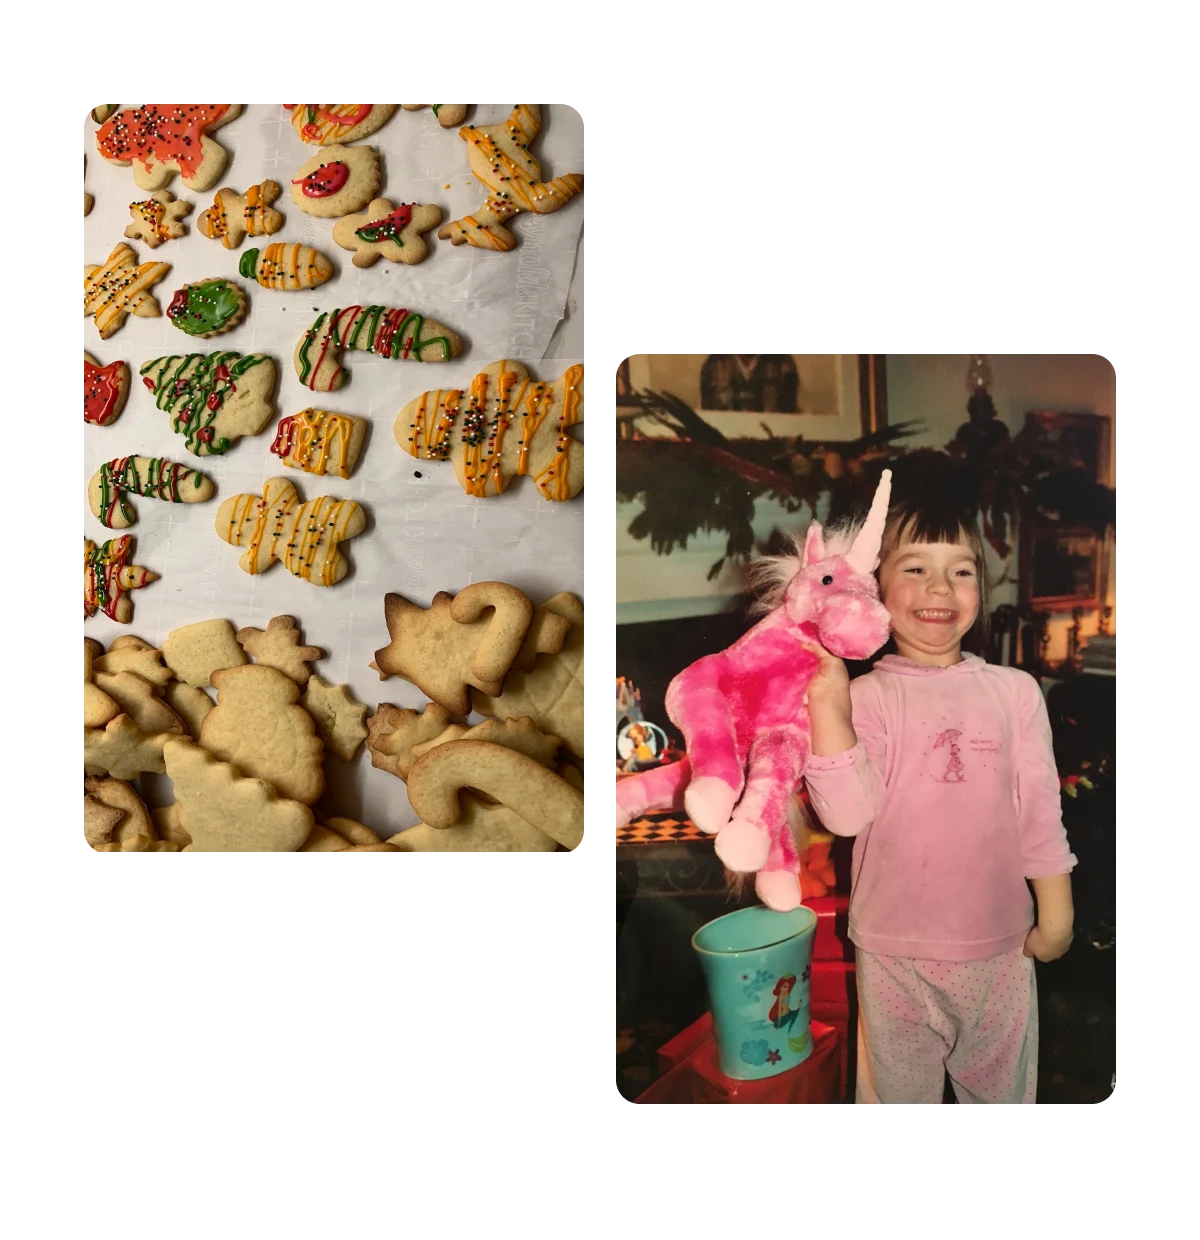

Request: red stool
left=636, top=1016, right=841, bottom=1104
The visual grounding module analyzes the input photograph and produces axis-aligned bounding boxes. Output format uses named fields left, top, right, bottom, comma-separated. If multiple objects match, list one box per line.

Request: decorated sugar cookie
left=124, top=190, right=192, bottom=248
left=440, top=105, right=583, bottom=252
left=396, top=361, right=584, bottom=501
left=198, top=181, right=284, bottom=249
left=141, top=352, right=277, bottom=456
left=95, top=105, right=243, bottom=192
left=289, top=144, right=380, bottom=218
left=331, top=199, right=442, bottom=268
left=91, top=106, right=119, bottom=125
left=270, top=409, right=367, bottom=479
left=401, top=104, right=468, bottom=128
left=166, top=278, right=247, bottom=338
left=285, top=105, right=396, bottom=146
left=88, top=456, right=215, bottom=529
left=238, top=243, right=333, bottom=291
left=85, top=353, right=130, bottom=426
left=85, top=243, right=170, bottom=339
left=216, top=477, right=365, bottom=587
left=294, top=305, right=462, bottom=392
left=85, top=535, right=158, bottom=623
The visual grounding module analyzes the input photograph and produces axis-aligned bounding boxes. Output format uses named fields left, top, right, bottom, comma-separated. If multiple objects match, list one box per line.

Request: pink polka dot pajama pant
left=855, top=944, right=1037, bottom=1103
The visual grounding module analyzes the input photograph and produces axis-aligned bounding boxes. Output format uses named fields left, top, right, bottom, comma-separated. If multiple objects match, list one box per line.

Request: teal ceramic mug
left=692, top=904, right=818, bottom=1081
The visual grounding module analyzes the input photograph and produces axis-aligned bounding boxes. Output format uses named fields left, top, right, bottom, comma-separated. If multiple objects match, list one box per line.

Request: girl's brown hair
left=878, top=498, right=991, bottom=656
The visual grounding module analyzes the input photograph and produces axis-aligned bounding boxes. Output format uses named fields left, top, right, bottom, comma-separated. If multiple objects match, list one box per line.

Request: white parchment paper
left=83, top=103, right=584, bottom=837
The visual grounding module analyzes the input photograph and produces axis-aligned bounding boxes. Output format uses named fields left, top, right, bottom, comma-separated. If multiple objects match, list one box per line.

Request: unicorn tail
left=616, top=758, right=692, bottom=828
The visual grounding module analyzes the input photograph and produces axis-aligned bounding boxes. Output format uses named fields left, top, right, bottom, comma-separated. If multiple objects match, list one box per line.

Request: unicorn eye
left=821, top=575, right=833, bottom=586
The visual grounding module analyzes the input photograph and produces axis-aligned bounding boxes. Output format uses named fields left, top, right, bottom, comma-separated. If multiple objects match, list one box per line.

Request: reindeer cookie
left=439, top=105, right=583, bottom=252
left=197, top=181, right=284, bottom=249
left=85, top=243, right=169, bottom=339
left=332, top=199, right=442, bottom=268
left=216, top=477, right=365, bottom=587
left=141, top=352, right=277, bottom=456
left=95, top=105, right=243, bottom=192
left=397, top=361, right=583, bottom=501
left=84, top=536, right=158, bottom=624
left=286, top=105, right=396, bottom=146
left=88, top=456, right=214, bottom=528
left=270, top=409, right=366, bottom=479
left=84, top=353, right=130, bottom=426
left=401, top=104, right=468, bottom=128
left=124, top=190, right=191, bottom=248
left=295, top=305, right=461, bottom=392
left=290, top=143, right=380, bottom=218
left=166, top=277, right=247, bottom=338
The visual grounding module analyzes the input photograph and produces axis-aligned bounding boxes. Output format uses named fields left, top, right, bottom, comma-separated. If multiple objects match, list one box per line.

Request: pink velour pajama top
left=803, top=654, right=1077, bottom=962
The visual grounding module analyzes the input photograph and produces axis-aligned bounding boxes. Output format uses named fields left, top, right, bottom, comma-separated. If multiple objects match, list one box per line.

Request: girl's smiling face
left=879, top=539, right=981, bottom=666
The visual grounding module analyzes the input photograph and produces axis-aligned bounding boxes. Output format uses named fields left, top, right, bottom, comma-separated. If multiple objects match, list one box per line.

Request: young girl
left=802, top=496, right=1076, bottom=1103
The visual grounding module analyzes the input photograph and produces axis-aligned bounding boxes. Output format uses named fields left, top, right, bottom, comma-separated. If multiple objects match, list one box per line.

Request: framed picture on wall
left=622, top=355, right=886, bottom=441
left=1021, top=525, right=1112, bottom=612
left=1020, top=410, right=1112, bottom=484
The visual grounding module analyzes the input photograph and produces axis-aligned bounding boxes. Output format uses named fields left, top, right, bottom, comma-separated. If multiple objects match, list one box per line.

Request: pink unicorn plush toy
left=615, top=470, right=894, bottom=911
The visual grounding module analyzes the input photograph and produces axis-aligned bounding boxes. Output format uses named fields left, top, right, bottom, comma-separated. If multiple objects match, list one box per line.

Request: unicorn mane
left=744, top=518, right=862, bottom=617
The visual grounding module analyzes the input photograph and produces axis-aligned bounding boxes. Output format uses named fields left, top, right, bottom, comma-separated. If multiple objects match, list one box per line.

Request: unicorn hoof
left=685, top=777, right=739, bottom=834
left=756, top=870, right=802, bottom=912
left=713, top=818, right=771, bottom=872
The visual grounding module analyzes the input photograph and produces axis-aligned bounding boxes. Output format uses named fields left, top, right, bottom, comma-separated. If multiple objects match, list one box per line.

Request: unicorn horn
left=845, top=469, right=893, bottom=574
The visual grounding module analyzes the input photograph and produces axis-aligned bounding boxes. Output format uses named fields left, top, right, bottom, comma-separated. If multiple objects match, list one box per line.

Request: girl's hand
left=1023, top=923, right=1074, bottom=962
left=802, top=641, right=856, bottom=756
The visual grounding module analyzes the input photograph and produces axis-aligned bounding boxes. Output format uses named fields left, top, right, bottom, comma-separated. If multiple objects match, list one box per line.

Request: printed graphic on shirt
left=933, top=728, right=967, bottom=782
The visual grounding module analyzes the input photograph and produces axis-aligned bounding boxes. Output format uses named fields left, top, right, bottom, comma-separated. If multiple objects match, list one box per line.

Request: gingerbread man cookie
left=401, top=104, right=468, bottom=128
left=295, top=305, right=462, bottom=392
left=85, top=243, right=170, bottom=339
left=216, top=477, right=365, bottom=587
left=88, top=456, right=215, bottom=529
left=439, top=105, right=583, bottom=252
left=84, top=353, right=130, bottom=426
left=140, top=351, right=277, bottom=457
left=290, top=144, right=380, bottom=218
left=84, top=536, right=158, bottom=623
left=332, top=199, right=443, bottom=268
left=124, top=190, right=191, bottom=248
left=95, top=105, right=243, bottom=192
left=286, top=105, right=396, bottom=146
left=197, top=180, right=284, bottom=249
left=396, top=361, right=583, bottom=501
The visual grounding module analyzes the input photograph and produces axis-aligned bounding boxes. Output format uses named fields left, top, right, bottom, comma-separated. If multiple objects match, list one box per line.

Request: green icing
left=169, top=280, right=243, bottom=336
left=238, top=250, right=260, bottom=279
left=140, top=352, right=266, bottom=455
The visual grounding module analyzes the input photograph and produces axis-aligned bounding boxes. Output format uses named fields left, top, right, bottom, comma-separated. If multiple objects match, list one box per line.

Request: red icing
left=271, top=415, right=296, bottom=458
left=96, top=106, right=231, bottom=179
left=318, top=105, right=373, bottom=127
left=85, top=358, right=125, bottom=425
left=292, top=161, right=350, bottom=197
left=166, top=288, right=189, bottom=319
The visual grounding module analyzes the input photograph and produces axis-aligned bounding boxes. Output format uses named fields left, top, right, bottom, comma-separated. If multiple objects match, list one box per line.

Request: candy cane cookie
left=88, top=456, right=215, bottom=529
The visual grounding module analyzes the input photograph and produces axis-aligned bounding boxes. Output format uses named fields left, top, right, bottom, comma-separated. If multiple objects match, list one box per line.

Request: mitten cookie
left=85, top=353, right=130, bottom=426
left=364, top=702, right=453, bottom=782
left=95, top=106, right=243, bottom=192
left=92, top=634, right=172, bottom=686
left=85, top=243, right=169, bottom=339
left=88, top=456, right=214, bottom=529
left=406, top=739, right=583, bottom=850
left=166, top=278, right=247, bottom=338
left=302, top=676, right=368, bottom=761
left=124, top=190, right=191, bottom=248
left=295, top=305, right=461, bottom=392
left=216, top=477, right=365, bottom=586
left=269, top=409, right=366, bottom=479
left=401, top=104, right=468, bottom=128
left=439, top=105, right=583, bottom=252
left=290, top=144, right=380, bottom=218
left=84, top=536, right=158, bottom=623
left=372, top=582, right=567, bottom=715
left=472, top=592, right=583, bottom=759
left=141, top=351, right=277, bottom=457
left=238, top=243, right=333, bottom=291
left=162, top=618, right=247, bottom=687
left=164, top=738, right=313, bottom=852
left=201, top=665, right=324, bottom=804
left=332, top=199, right=442, bottom=268
left=398, top=361, right=583, bottom=501
left=197, top=181, right=283, bottom=249
left=236, top=616, right=323, bottom=685
left=286, top=105, right=396, bottom=146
